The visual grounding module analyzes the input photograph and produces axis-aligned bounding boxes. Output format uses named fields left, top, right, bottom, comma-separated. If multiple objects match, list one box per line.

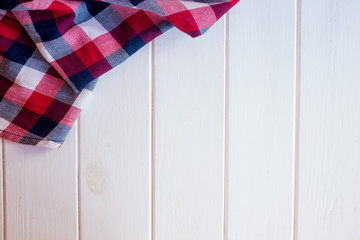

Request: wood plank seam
left=222, top=13, right=230, bottom=240
left=151, top=40, right=156, bottom=240
left=77, top=119, right=81, bottom=240
left=292, top=0, right=302, bottom=239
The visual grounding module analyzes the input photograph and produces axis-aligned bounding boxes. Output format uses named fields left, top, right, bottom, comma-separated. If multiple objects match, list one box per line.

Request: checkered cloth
left=0, top=0, right=239, bottom=148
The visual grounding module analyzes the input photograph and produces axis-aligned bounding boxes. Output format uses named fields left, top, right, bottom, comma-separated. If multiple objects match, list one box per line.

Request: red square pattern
left=87, top=58, right=112, bottom=78
left=111, top=4, right=138, bottom=20
left=125, top=11, right=154, bottom=33
left=167, top=10, right=199, bottom=33
left=63, top=25, right=91, bottom=51
left=0, top=15, right=23, bottom=41
left=43, top=99, right=71, bottom=122
left=75, top=41, right=104, bottom=67
left=55, top=51, right=86, bottom=77
left=92, top=33, right=121, bottom=57
left=190, top=7, right=217, bottom=29
left=155, top=0, right=187, bottom=15
left=60, top=106, right=81, bottom=127
left=144, top=11, right=165, bottom=25
left=34, top=74, right=64, bottom=98
left=4, top=83, right=34, bottom=107
left=110, top=21, right=137, bottom=46
left=48, top=1, right=76, bottom=18
left=139, top=24, right=162, bottom=43
left=0, top=37, right=13, bottom=55
left=23, top=91, right=55, bottom=115
left=49, top=60, right=68, bottom=79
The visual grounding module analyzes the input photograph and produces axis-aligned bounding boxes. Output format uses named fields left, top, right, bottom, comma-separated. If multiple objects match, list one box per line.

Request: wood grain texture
left=3, top=127, right=78, bottom=240
left=79, top=46, right=151, bottom=240
left=298, top=1, right=360, bottom=239
left=227, top=1, right=295, bottom=239
left=153, top=19, right=226, bottom=240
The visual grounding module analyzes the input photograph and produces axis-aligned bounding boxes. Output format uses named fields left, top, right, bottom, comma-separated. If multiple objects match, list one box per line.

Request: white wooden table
left=1, top=0, right=360, bottom=239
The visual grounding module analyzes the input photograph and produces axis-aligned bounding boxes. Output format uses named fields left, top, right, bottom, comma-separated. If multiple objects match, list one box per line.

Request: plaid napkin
left=0, top=0, right=239, bottom=148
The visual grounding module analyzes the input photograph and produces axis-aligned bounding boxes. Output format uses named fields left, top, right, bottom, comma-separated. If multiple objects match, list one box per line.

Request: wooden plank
left=298, top=1, right=360, bottom=239
left=79, top=46, right=151, bottom=240
left=3, top=127, right=78, bottom=240
left=227, top=1, right=295, bottom=239
left=153, top=19, right=226, bottom=240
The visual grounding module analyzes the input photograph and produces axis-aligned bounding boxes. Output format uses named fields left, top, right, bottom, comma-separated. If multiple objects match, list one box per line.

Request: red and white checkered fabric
left=0, top=0, right=239, bottom=148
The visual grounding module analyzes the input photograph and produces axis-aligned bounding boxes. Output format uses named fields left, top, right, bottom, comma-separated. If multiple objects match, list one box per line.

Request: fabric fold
left=0, top=0, right=239, bottom=148
left=0, top=10, right=96, bottom=147
left=10, top=0, right=239, bottom=93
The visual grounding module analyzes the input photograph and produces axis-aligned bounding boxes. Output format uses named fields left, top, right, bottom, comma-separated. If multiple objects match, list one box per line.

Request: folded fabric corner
left=0, top=0, right=240, bottom=148
left=0, top=9, right=97, bottom=148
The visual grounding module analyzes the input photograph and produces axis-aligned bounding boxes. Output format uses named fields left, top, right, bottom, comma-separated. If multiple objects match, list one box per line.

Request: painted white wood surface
left=1, top=1, right=360, bottom=239
left=3, top=128, right=78, bottom=240
left=227, top=1, right=295, bottom=239
left=79, top=46, right=151, bottom=240
left=153, top=19, right=225, bottom=240
left=297, top=1, right=360, bottom=239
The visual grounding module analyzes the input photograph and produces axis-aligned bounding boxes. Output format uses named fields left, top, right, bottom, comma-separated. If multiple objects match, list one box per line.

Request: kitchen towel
left=0, top=0, right=239, bottom=148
